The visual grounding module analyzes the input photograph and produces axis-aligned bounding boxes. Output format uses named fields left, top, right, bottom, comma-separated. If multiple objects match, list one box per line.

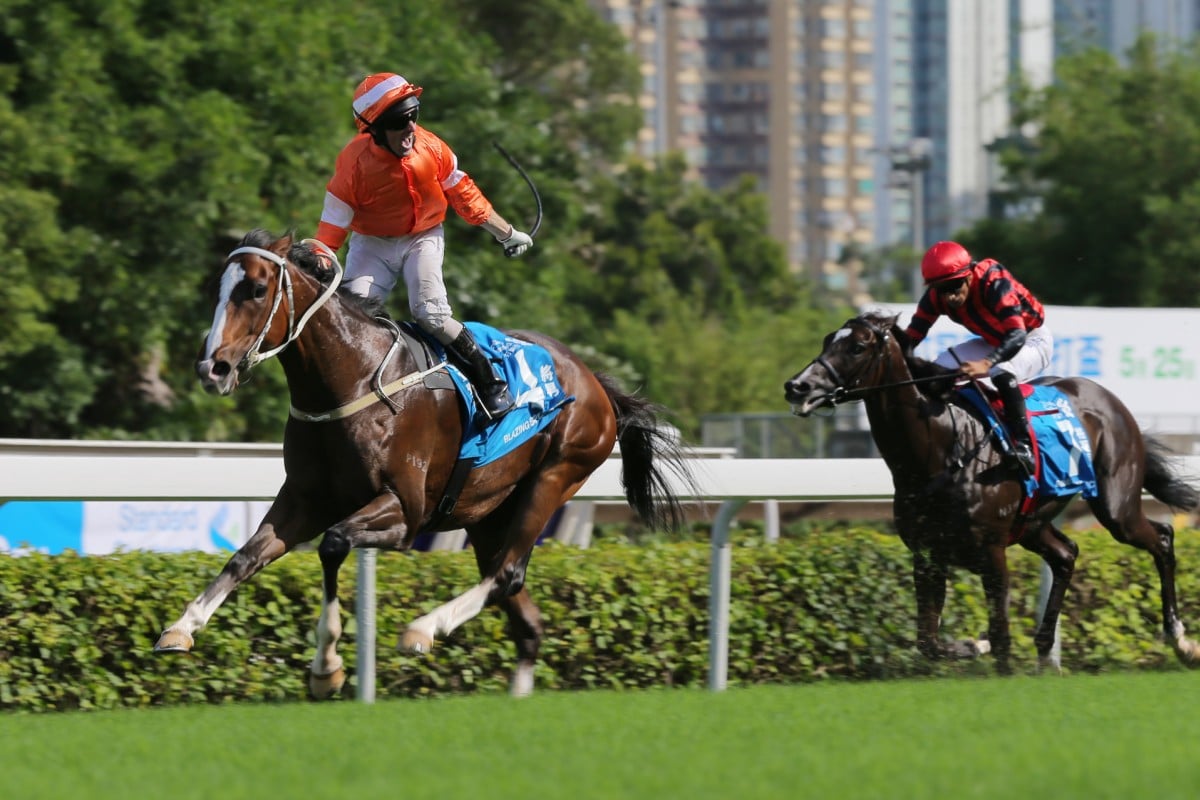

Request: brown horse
left=784, top=311, right=1200, bottom=673
left=155, top=229, right=695, bottom=698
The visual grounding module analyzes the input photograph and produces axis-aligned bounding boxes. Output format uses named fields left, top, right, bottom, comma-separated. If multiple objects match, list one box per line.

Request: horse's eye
left=850, top=341, right=867, bottom=355
left=253, top=283, right=268, bottom=300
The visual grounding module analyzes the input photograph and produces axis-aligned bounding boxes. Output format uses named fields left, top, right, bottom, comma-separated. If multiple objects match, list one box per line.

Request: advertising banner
left=871, top=304, right=1200, bottom=429
left=0, top=500, right=269, bottom=556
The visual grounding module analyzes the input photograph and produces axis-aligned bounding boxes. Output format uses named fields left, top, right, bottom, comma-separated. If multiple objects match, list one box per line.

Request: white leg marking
left=165, top=588, right=234, bottom=638
left=511, top=663, right=534, bottom=698
left=311, top=597, right=344, bottom=677
left=407, top=577, right=498, bottom=642
left=1038, top=653, right=1062, bottom=675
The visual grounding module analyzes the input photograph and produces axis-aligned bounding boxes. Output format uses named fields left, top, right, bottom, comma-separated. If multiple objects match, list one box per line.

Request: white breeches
left=934, top=325, right=1054, bottom=383
left=343, top=225, right=462, bottom=343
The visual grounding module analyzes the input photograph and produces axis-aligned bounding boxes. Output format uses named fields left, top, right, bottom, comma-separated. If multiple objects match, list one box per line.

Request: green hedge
left=2, top=528, right=1198, bottom=711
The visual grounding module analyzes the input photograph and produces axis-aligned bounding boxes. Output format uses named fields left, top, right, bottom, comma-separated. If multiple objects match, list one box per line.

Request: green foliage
left=0, top=0, right=641, bottom=436
left=1, top=0, right=824, bottom=442
left=960, top=33, right=1200, bottom=306
left=564, top=156, right=839, bottom=433
left=2, top=528, right=1198, bottom=711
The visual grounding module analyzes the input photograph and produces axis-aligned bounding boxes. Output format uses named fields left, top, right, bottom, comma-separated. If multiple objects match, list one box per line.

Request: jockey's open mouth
left=384, top=127, right=415, bottom=157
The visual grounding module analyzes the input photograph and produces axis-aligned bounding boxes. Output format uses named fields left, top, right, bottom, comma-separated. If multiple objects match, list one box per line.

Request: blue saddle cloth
left=959, top=384, right=1098, bottom=500
left=430, top=322, right=573, bottom=467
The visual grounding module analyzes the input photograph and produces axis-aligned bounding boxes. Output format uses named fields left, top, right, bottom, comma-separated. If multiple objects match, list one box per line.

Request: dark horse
left=784, top=311, right=1200, bottom=673
left=155, top=230, right=695, bottom=697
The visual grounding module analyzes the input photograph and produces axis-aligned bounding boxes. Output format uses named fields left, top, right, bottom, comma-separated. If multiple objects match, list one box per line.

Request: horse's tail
left=596, top=373, right=698, bottom=530
left=1144, top=435, right=1200, bottom=511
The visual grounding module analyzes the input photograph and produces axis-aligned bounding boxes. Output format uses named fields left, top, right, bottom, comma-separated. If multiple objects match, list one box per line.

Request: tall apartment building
left=1056, top=0, right=1199, bottom=56
left=871, top=0, right=917, bottom=255
left=593, top=0, right=877, bottom=296
left=907, top=0, right=1052, bottom=250
left=594, top=1, right=1058, bottom=297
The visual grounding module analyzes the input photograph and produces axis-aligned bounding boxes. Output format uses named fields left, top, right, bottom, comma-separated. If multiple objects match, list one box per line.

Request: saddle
left=955, top=383, right=1035, bottom=468
left=955, top=383, right=1098, bottom=502
left=404, top=322, right=575, bottom=532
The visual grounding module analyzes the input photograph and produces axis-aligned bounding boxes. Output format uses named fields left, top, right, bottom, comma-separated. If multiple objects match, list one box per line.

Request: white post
left=708, top=499, right=745, bottom=691
left=1035, top=559, right=1061, bottom=663
left=356, top=548, right=377, bottom=703
left=763, top=499, right=780, bottom=543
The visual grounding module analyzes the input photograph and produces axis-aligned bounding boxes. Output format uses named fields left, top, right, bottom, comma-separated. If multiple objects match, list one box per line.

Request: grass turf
left=2, top=671, right=1196, bottom=799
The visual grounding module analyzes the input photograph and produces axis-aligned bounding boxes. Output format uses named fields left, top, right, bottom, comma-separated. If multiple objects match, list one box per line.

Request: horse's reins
left=813, top=319, right=952, bottom=405
left=815, top=318, right=990, bottom=492
left=830, top=372, right=955, bottom=403
left=226, top=241, right=453, bottom=422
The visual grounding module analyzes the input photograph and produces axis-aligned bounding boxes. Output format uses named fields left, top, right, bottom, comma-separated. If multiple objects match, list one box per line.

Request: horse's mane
left=857, top=310, right=959, bottom=400
left=237, top=229, right=392, bottom=322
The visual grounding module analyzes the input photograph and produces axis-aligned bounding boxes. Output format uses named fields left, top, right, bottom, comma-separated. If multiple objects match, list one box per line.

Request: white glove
left=498, top=227, right=533, bottom=258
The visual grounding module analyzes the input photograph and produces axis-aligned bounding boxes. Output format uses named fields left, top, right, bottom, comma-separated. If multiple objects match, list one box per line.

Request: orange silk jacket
left=315, top=126, right=494, bottom=251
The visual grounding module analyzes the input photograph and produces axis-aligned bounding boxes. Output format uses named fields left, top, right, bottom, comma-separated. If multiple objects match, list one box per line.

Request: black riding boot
left=995, top=372, right=1035, bottom=475
left=445, top=327, right=515, bottom=421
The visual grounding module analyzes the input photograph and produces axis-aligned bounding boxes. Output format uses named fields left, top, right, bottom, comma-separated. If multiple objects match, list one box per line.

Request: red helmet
left=352, top=73, right=423, bottom=132
left=920, top=241, right=973, bottom=284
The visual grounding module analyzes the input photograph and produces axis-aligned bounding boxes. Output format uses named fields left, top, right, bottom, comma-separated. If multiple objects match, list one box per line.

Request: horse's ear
left=269, top=233, right=293, bottom=258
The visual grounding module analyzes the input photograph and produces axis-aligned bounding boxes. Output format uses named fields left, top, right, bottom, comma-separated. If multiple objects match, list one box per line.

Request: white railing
left=4, top=439, right=1194, bottom=698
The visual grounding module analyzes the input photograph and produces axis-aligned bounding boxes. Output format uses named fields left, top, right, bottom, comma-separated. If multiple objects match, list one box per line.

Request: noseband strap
left=819, top=317, right=952, bottom=403
left=815, top=354, right=845, bottom=389
left=819, top=318, right=891, bottom=402
left=229, top=242, right=344, bottom=369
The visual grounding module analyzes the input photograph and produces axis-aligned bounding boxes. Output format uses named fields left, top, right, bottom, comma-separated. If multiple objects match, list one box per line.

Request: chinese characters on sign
left=881, top=305, right=1200, bottom=423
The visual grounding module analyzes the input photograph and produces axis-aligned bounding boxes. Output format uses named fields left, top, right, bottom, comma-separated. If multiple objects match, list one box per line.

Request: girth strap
left=420, top=457, right=478, bottom=534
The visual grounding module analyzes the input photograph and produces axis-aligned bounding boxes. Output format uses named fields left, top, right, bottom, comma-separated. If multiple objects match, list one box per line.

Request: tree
left=960, top=34, right=1200, bottom=307
left=0, top=0, right=642, bottom=439
left=564, top=154, right=840, bottom=435
left=1, top=0, right=833, bottom=442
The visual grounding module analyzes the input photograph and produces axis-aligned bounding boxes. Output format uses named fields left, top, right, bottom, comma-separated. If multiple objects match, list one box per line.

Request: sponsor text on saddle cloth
left=959, top=384, right=1098, bottom=500
left=435, top=322, right=574, bottom=465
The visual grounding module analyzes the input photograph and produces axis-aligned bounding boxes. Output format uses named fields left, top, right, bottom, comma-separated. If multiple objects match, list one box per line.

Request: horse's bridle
left=227, top=240, right=343, bottom=371
left=812, top=317, right=953, bottom=404
left=812, top=317, right=894, bottom=404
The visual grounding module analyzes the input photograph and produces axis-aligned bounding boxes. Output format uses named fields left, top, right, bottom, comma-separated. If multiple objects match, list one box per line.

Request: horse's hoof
left=399, top=629, right=434, bottom=654
left=309, top=667, right=346, bottom=699
left=154, top=630, right=194, bottom=653
left=1037, top=655, right=1062, bottom=675
left=510, top=663, right=535, bottom=698
left=1173, top=636, right=1200, bottom=665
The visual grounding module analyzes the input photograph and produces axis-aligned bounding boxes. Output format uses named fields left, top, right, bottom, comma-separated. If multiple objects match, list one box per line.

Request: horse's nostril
left=212, top=361, right=231, bottom=378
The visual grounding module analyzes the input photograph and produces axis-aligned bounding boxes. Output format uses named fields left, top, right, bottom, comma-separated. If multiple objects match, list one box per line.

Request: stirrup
left=477, top=384, right=515, bottom=421
left=1011, top=441, right=1036, bottom=475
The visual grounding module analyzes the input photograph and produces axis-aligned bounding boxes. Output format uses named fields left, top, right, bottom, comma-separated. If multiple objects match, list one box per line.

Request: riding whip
left=492, top=141, right=543, bottom=250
